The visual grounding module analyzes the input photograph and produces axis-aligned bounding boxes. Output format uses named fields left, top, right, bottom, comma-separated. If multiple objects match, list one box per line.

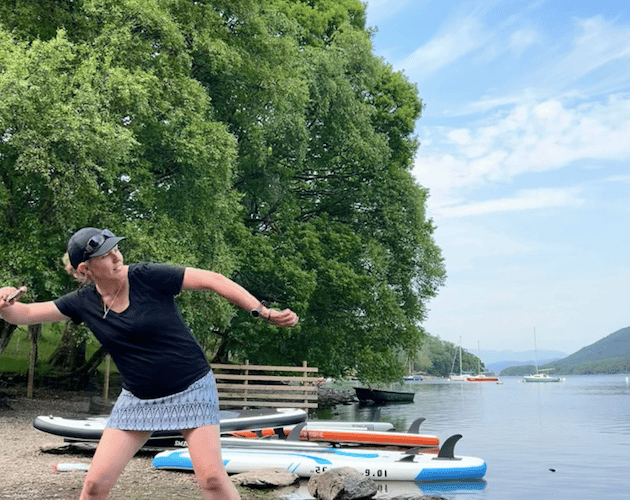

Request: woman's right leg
left=79, top=428, right=151, bottom=500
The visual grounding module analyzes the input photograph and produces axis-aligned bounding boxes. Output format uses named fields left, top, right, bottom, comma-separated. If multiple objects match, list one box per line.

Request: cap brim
left=89, top=236, right=126, bottom=258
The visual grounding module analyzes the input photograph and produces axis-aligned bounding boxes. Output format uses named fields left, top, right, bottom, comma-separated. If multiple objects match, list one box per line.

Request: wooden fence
left=210, top=360, right=320, bottom=410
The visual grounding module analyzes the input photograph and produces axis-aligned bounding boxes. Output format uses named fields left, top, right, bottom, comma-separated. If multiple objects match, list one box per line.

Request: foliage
left=0, top=0, right=446, bottom=384
left=410, top=335, right=483, bottom=378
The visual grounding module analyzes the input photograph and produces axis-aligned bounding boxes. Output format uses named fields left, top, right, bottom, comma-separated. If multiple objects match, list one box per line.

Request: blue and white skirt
left=107, top=371, right=220, bottom=431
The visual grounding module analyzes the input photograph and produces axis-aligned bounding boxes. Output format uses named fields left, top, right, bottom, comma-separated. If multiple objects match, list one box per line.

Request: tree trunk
left=0, top=320, right=18, bottom=356
left=46, top=322, right=86, bottom=371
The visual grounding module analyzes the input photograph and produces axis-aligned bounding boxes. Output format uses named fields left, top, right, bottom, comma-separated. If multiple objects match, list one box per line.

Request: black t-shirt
left=54, top=263, right=210, bottom=399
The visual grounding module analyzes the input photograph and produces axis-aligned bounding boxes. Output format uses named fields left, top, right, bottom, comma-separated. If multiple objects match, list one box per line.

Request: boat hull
left=354, top=387, right=415, bottom=403
left=522, top=374, right=562, bottom=382
left=466, top=375, right=499, bottom=382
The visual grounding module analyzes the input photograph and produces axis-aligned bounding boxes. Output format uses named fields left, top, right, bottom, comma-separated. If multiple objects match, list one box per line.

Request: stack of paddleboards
left=33, top=410, right=487, bottom=481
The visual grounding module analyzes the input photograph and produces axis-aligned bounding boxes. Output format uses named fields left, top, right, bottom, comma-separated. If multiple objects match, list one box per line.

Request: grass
left=0, top=324, right=114, bottom=377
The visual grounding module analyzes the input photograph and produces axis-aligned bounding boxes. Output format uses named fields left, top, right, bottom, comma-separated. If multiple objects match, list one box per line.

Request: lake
left=285, top=374, right=630, bottom=499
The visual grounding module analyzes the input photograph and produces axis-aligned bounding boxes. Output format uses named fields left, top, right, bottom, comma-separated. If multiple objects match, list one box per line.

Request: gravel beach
left=0, top=388, right=287, bottom=500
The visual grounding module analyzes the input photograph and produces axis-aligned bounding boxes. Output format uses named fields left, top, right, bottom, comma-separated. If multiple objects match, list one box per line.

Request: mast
left=533, top=327, right=539, bottom=374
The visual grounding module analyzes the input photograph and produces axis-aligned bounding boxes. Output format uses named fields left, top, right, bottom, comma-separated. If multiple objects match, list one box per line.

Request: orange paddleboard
left=229, top=418, right=439, bottom=449
left=295, top=427, right=439, bottom=448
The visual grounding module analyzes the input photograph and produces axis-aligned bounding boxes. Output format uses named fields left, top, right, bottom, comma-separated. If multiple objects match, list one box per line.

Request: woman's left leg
left=181, top=425, right=241, bottom=500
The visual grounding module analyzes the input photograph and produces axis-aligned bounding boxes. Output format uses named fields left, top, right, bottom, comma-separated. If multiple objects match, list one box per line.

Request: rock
left=307, top=467, right=377, bottom=500
left=230, top=468, right=299, bottom=488
left=317, top=388, right=357, bottom=408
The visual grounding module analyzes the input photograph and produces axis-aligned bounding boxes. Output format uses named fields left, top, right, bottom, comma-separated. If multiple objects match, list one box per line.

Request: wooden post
left=243, top=360, right=249, bottom=403
left=103, top=354, right=111, bottom=400
left=27, top=324, right=41, bottom=399
left=303, top=360, right=309, bottom=406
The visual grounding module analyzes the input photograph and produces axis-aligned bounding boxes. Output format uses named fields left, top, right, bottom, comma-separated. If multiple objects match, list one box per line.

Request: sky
left=364, top=0, right=630, bottom=356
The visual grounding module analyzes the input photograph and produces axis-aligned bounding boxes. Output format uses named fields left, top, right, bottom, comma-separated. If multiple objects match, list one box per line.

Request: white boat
left=465, top=342, right=500, bottom=383
left=522, top=370, right=563, bottom=383
left=522, top=328, right=563, bottom=383
left=448, top=337, right=470, bottom=381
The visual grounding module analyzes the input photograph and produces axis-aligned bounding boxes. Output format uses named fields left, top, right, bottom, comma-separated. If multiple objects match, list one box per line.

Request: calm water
left=286, top=374, right=630, bottom=500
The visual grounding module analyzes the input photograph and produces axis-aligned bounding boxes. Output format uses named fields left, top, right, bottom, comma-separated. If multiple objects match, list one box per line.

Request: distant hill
left=477, top=349, right=566, bottom=365
left=501, top=326, right=630, bottom=376
left=551, top=326, right=630, bottom=374
left=488, top=357, right=563, bottom=375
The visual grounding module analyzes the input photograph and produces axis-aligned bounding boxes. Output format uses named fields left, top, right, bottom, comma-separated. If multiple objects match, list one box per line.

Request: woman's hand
left=265, top=308, right=299, bottom=327
left=0, top=286, right=27, bottom=310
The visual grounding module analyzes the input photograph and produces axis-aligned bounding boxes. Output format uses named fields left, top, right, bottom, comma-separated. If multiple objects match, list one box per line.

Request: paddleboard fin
left=286, top=422, right=307, bottom=441
left=436, top=434, right=462, bottom=460
left=407, top=417, right=425, bottom=434
left=272, top=427, right=286, bottom=439
left=397, top=446, right=423, bottom=461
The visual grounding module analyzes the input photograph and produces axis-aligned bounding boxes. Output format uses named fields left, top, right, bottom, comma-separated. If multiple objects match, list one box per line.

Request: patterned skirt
left=107, top=371, right=220, bottom=431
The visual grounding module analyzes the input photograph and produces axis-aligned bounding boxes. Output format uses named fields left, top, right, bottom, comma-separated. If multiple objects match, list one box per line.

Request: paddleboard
left=153, top=435, right=487, bottom=482
left=33, top=407, right=307, bottom=442
left=230, top=417, right=437, bottom=449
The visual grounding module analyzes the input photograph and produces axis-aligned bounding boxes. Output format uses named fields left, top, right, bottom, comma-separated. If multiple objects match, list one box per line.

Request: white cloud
left=414, top=94, right=630, bottom=206
left=508, top=29, right=539, bottom=56
left=398, top=15, right=490, bottom=80
left=605, top=175, right=630, bottom=183
left=433, top=187, right=584, bottom=218
left=365, top=0, right=421, bottom=25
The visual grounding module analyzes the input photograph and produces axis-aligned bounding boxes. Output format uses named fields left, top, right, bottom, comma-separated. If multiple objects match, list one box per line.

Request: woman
left=0, top=227, right=299, bottom=500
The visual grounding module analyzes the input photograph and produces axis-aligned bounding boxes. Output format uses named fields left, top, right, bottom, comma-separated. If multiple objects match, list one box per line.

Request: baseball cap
left=67, top=227, right=126, bottom=269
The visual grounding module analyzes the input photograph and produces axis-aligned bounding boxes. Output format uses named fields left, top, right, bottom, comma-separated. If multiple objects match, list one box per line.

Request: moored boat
left=466, top=374, right=499, bottom=382
left=354, top=387, right=415, bottom=403
left=522, top=371, right=563, bottom=383
left=522, top=328, right=563, bottom=383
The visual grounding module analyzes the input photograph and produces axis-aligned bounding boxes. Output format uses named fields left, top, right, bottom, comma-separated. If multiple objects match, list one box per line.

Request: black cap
left=67, top=227, right=126, bottom=269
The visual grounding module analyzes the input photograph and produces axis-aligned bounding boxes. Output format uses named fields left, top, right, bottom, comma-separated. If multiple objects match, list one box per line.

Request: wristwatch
left=250, top=303, right=265, bottom=318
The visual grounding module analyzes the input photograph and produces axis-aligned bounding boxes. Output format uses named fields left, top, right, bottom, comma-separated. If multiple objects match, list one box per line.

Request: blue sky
left=365, top=0, right=630, bottom=355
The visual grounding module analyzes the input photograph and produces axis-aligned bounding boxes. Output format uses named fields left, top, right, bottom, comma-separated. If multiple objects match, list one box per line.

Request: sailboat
left=466, top=341, right=499, bottom=382
left=522, top=328, right=563, bottom=383
left=449, top=337, right=469, bottom=381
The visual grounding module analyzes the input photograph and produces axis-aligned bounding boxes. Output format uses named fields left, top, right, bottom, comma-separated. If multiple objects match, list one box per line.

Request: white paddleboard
left=153, top=444, right=486, bottom=482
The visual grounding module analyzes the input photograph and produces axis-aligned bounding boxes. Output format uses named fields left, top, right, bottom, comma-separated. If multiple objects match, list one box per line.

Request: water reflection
left=278, top=479, right=487, bottom=499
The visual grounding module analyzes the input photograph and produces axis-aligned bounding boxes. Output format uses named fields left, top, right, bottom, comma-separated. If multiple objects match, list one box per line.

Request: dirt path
left=0, top=389, right=282, bottom=500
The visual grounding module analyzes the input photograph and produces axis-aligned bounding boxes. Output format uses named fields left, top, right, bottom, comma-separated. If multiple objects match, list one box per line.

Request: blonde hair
left=63, top=252, right=93, bottom=285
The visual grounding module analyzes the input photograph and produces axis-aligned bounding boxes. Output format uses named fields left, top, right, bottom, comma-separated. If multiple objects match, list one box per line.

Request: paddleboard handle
left=407, top=417, right=426, bottom=434
left=54, top=463, right=90, bottom=472
left=436, top=434, right=462, bottom=460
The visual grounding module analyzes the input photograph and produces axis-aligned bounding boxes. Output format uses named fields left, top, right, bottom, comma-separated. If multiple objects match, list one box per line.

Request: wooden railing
left=210, top=360, right=320, bottom=409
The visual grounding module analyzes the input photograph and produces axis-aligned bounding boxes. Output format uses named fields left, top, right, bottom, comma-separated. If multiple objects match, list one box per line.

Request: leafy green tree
left=1, top=0, right=446, bottom=385
left=187, top=0, right=445, bottom=381
left=0, top=3, right=241, bottom=370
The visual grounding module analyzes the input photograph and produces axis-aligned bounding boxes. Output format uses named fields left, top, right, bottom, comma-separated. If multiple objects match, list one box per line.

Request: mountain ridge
left=499, top=326, right=630, bottom=375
